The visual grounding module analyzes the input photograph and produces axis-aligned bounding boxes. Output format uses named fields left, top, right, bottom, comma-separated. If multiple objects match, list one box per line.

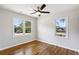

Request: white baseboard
left=37, top=39, right=79, bottom=53
left=0, top=39, right=36, bottom=51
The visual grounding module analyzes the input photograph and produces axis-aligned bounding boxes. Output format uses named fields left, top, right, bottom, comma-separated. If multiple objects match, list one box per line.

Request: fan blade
left=30, top=12, right=37, bottom=14
left=33, top=9, right=37, bottom=12
left=40, top=11, right=50, bottom=13
left=40, top=4, right=46, bottom=10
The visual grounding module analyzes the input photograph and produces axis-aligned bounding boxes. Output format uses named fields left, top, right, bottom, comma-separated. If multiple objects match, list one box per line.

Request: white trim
left=37, top=39, right=79, bottom=53
left=0, top=39, right=36, bottom=51
left=14, top=33, right=24, bottom=35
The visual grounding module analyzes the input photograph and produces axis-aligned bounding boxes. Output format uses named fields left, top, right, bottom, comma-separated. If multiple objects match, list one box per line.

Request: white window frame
left=13, top=17, right=24, bottom=36
left=55, top=17, right=68, bottom=39
left=13, top=18, right=32, bottom=37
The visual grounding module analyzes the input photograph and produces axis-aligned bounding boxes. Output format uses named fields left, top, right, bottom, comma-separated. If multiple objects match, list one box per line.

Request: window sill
left=13, top=33, right=32, bottom=37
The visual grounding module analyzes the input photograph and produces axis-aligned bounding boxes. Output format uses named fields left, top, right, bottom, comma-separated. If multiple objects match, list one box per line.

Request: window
left=13, top=18, right=31, bottom=36
left=14, top=18, right=23, bottom=35
left=25, top=21, right=31, bottom=33
left=55, top=17, right=68, bottom=38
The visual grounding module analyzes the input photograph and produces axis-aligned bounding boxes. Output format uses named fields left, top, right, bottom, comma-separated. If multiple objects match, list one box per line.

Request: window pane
left=14, top=18, right=23, bottom=33
left=56, top=18, right=66, bottom=37
left=25, top=21, right=31, bottom=33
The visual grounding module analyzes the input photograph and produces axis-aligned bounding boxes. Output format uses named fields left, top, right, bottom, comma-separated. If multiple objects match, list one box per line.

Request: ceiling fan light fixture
left=36, top=12, right=41, bottom=15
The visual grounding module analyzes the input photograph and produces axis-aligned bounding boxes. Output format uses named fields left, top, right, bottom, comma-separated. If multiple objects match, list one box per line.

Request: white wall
left=0, top=6, right=79, bottom=52
left=37, top=8, right=79, bottom=51
left=0, top=8, right=37, bottom=50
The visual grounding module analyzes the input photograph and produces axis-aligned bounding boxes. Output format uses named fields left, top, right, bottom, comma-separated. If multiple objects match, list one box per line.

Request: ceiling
left=0, top=4, right=79, bottom=18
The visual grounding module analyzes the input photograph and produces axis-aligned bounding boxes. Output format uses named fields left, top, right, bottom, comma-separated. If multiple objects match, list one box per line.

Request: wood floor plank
left=0, top=40, right=79, bottom=55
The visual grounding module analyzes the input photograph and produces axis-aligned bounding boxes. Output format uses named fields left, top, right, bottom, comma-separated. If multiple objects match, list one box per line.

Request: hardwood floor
left=0, top=40, right=79, bottom=55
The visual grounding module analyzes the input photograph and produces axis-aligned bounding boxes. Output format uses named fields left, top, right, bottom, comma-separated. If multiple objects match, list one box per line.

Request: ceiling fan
left=30, top=4, right=50, bottom=16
